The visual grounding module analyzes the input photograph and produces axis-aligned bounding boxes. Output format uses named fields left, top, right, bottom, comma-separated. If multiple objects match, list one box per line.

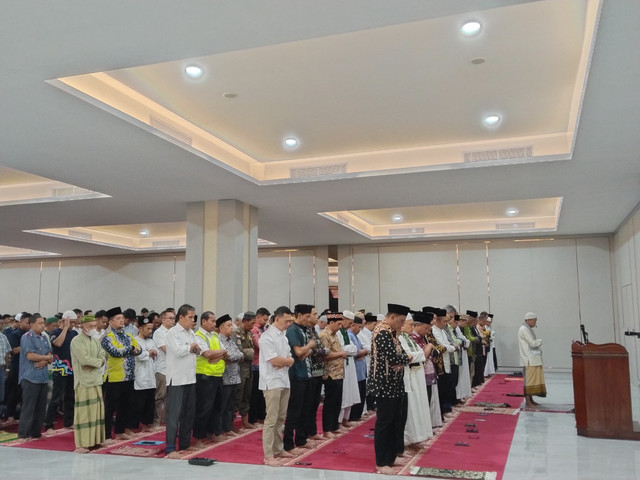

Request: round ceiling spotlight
left=484, top=114, right=501, bottom=127
left=461, top=21, right=482, bottom=37
left=139, top=229, right=150, bottom=237
left=505, top=207, right=519, bottom=217
left=391, top=214, right=404, bottom=224
left=283, top=137, right=300, bottom=150
left=185, top=64, right=204, bottom=79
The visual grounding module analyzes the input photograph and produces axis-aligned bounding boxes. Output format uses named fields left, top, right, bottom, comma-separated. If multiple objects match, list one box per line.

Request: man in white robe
left=337, top=310, right=360, bottom=427
left=399, top=313, right=432, bottom=447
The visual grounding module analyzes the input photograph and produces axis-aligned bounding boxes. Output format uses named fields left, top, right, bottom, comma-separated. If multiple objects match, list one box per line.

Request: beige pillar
left=185, top=200, right=258, bottom=316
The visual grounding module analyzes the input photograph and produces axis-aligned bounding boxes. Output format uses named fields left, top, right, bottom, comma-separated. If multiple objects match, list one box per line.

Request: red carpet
left=1, top=375, right=524, bottom=478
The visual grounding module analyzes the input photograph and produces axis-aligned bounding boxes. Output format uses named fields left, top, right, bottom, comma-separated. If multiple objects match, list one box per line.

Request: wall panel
left=458, top=243, right=490, bottom=313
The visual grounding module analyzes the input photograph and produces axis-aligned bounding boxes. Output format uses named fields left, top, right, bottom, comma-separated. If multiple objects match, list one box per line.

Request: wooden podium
left=571, top=341, right=639, bottom=440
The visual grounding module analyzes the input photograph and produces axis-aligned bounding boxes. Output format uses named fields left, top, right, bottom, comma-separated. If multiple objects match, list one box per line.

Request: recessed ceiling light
left=484, top=115, right=501, bottom=126
left=461, top=21, right=482, bottom=37
left=185, top=64, right=204, bottom=79
left=139, top=229, right=149, bottom=237
left=283, top=137, right=299, bottom=149
left=505, top=207, right=519, bottom=217
left=391, top=214, right=404, bottom=224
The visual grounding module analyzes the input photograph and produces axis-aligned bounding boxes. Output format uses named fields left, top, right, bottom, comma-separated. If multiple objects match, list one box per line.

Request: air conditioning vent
left=290, top=163, right=347, bottom=178
left=150, top=116, right=193, bottom=146
left=68, top=230, right=92, bottom=240
left=463, top=145, right=533, bottom=163
left=389, top=227, right=425, bottom=235
left=495, top=222, right=535, bottom=230
left=152, top=240, right=181, bottom=248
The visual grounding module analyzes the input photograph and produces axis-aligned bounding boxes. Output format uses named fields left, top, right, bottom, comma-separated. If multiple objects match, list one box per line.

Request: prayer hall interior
left=1, top=1, right=639, bottom=479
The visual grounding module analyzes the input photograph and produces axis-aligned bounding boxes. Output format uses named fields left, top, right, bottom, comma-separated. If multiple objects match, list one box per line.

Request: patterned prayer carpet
left=0, top=374, right=530, bottom=478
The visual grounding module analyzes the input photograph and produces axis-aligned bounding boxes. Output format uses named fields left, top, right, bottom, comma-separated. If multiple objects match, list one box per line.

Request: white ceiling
left=0, top=0, right=639, bottom=258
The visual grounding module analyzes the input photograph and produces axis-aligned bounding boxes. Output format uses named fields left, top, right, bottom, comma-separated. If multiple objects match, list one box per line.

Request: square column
left=185, top=200, right=258, bottom=316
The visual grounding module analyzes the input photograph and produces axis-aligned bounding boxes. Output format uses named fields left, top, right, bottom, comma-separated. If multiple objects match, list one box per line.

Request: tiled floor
left=1, top=372, right=638, bottom=480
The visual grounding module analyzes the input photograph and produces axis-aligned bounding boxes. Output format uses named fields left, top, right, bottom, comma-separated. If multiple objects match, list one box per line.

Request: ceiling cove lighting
left=484, top=115, right=501, bottom=126
left=184, top=64, right=204, bottom=79
left=461, top=21, right=482, bottom=37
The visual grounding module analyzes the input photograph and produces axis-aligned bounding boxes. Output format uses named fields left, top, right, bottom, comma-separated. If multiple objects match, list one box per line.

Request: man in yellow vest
left=193, top=311, right=227, bottom=447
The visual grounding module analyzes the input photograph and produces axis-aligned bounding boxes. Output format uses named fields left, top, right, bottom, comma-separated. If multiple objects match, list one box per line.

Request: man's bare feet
left=264, top=456, right=280, bottom=466
left=376, top=466, right=395, bottom=475
left=103, top=438, right=118, bottom=446
left=276, top=450, right=295, bottom=458
left=165, top=451, right=182, bottom=459
left=74, top=447, right=91, bottom=454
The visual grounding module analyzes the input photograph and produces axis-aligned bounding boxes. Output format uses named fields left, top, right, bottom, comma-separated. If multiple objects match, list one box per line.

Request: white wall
left=0, top=254, right=185, bottom=314
left=612, top=206, right=640, bottom=383
left=0, top=237, right=616, bottom=372
left=339, top=237, right=615, bottom=370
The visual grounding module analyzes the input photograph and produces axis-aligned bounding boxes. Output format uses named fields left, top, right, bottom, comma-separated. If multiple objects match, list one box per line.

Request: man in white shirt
left=259, top=306, right=294, bottom=466
left=427, top=307, right=457, bottom=417
left=164, top=304, right=201, bottom=458
left=152, top=309, right=175, bottom=426
left=133, top=317, right=158, bottom=432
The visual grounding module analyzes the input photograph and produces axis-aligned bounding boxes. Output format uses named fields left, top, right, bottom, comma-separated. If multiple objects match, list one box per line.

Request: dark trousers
left=284, top=377, right=310, bottom=450
left=304, top=375, right=323, bottom=437
left=248, top=367, right=265, bottom=423
left=4, top=369, right=21, bottom=418
left=219, top=384, right=237, bottom=433
left=17, top=380, right=47, bottom=438
left=193, top=374, right=222, bottom=439
left=44, top=375, right=75, bottom=429
left=473, top=355, right=486, bottom=387
left=165, top=383, right=196, bottom=453
left=322, top=377, right=343, bottom=433
left=233, top=369, right=252, bottom=416
left=438, top=372, right=453, bottom=414
left=349, top=379, right=367, bottom=421
left=103, top=380, right=134, bottom=438
left=450, top=364, right=460, bottom=404
left=374, top=395, right=406, bottom=467
left=133, top=388, right=156, bottom=427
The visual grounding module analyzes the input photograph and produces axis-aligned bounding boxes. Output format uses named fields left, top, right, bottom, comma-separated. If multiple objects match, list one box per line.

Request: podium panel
left=571, top=342, right=639, bottom=440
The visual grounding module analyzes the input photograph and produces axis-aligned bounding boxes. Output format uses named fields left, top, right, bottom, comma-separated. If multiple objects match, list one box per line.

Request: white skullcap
left=62, top=310, right=77, bottom=320
left=377, top=314, right=385, bottom=321
left=236, top=312, right=244, bottom=320
left=406, top=312, right=413, bottom=321
left=342, top=310, right=355, bottom=320
left=15, top=313, right=22, bottom=321
left=318, top=315, right=327, bottom=323
left=524, top=312, right=537, bottom=320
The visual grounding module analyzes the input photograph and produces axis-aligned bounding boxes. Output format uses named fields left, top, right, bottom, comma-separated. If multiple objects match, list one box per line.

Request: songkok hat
left=353, top=317, right=363, bottom=325
left=387, top=303, right=411, bottom=316
left=454, top=314, right=460, bottom=321
left=342, top=310, right=355, bottom=320
left=137, top=316, right=152, bottom=327
left=243, top=311, right=256, bottom=320
left=106, top=306, right=123, bottom=318
left=364, top=314, right=378, bottom=323
left=434, top=308, right=447, bottom=318
left=466, top=310, right=478, bottom=318
left=326, top=312, right=342, bottom=322
left=524, top=312, right=537, bottom=320
left=411, top=311, right=430, bottom=324
left=45, top=317, right=58, bottom=324
left=81, top=315, right=96, bottom=324
left=62, top=310, right=77, bottom=320
left=488, top=313, right=494, bottom=319
left=294, top=304, right=313, bottom=315
left=216, top=314, right=232, bottom=328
